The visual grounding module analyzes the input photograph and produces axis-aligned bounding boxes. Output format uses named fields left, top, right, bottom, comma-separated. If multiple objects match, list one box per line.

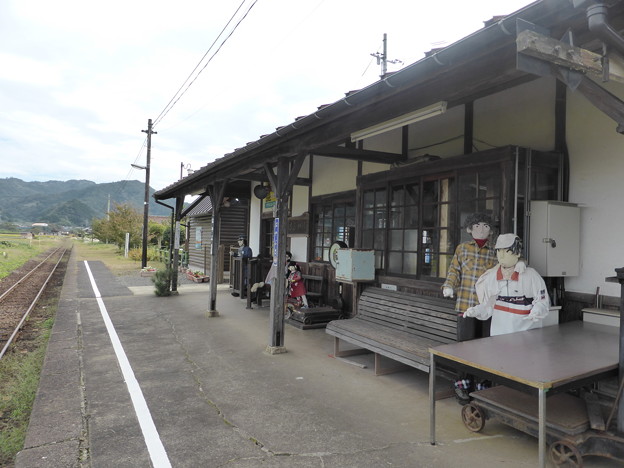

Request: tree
left=91, top=203, right=142, bottom=248
left=148, top=222, right=166, bottom=248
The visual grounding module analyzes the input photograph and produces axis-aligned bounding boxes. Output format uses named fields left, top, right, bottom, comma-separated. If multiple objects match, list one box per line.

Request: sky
left=1, top=0, right=536, bottom=192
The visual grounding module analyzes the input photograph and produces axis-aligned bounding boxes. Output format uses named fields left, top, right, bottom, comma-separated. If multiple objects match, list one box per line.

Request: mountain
left=0, top=178, right=176, bottom=227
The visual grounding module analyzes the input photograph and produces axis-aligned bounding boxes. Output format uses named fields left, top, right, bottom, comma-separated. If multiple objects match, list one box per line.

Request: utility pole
left=140, top=119, right=156, bottom=269
left=370, top=33, right=403, bottom=78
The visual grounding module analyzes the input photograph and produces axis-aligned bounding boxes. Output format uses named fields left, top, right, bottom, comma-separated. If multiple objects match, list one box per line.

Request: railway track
left=0, top=245, right=70, bottom=359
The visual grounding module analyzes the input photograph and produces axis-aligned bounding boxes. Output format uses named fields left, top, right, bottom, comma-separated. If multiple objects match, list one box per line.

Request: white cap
left=495, top=233, right=519, bottom=249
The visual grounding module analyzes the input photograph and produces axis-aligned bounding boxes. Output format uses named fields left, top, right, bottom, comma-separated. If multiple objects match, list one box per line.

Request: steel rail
left=0, top=247, right=68, bottom=360
left=0, top=246, right=64, bottom=304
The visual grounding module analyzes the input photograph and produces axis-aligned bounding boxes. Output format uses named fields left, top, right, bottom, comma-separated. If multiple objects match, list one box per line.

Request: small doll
left=287, top=261, right=308, bottom=308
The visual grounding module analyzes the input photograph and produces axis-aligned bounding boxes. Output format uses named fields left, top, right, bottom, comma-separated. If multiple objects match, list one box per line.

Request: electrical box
left=529, top=201, right=580, bottom=277
left=335, top=249, right=375, bottom=282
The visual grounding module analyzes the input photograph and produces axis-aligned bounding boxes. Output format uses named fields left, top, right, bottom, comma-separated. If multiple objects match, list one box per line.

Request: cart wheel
left=549, top=440, right=583, bottom=467
left=461, top=403, right=485, bottom=432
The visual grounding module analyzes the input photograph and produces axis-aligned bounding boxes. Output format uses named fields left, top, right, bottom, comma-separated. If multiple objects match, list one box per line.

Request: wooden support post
left=170, top=196, right=184, bottom=294
left=207, top=182, right=226, bottom=317
left=265, top=155, right=306, bottom=354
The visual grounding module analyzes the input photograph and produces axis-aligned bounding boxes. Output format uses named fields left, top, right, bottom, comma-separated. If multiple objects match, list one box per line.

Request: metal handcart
left=461, top=384, right=624, bottom=466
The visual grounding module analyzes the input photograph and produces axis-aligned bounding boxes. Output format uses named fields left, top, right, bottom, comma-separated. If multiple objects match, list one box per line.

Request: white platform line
left=84, top=261, right=172, bottom=468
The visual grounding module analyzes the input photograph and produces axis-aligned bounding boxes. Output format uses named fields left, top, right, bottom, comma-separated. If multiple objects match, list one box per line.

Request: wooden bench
left=325, top=287, right=457, bottom=375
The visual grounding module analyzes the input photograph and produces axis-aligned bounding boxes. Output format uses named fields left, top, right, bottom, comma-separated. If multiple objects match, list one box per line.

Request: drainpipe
left=586, top=3, right=624, bottom=56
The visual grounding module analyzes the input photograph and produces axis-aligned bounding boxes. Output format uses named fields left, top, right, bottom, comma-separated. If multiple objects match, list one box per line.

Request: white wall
left=565, top=78, right=624, bottom=297
left=474, top=78, right=555, bottom=151
left=409, top=104, right=465, bottom=157
left=311, top=156, right=358, bottom=196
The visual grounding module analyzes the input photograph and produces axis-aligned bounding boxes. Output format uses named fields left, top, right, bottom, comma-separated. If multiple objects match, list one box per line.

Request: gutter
left=585, top=2, right=624, bottom=56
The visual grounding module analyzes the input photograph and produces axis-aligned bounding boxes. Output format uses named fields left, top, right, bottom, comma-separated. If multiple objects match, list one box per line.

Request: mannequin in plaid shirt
left=442, top=213, right=497, bottom=342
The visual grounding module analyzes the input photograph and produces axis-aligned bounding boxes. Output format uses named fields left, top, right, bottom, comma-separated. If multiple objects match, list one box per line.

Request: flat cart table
left=429, top=321, right=619, bottom=468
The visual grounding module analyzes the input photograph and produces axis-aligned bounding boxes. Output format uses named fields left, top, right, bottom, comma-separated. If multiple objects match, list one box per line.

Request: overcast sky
left=1, top=0, right=535, bottom=191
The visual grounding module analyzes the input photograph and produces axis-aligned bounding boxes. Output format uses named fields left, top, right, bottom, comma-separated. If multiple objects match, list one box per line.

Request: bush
left=151, top=269, right=172, bottom=296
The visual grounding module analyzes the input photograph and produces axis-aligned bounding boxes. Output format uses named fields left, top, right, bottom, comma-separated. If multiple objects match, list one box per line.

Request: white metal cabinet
left=529, top=201, right=580, bottom=277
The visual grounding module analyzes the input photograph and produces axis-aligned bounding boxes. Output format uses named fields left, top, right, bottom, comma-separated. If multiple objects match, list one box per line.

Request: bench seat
left=326, top=287, right=457, bottom=375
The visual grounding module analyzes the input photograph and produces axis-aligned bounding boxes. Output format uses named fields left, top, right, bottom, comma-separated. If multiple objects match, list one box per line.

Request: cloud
left=1, top=0, right=534, bottom=190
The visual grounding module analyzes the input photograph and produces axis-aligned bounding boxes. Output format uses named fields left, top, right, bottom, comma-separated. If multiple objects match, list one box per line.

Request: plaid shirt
left=442, top=239, right=497, bottom=315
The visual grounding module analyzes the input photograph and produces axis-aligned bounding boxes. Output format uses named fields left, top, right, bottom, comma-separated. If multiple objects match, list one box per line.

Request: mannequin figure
left=251, top=251, right=292, bottom=294
left=442, top=213, right=497, bottom=342
left=464, top=233, right=550, bottom=336
left=231, top=235, right=252, bottom=296
left=287, top=261, right=308, bottom=308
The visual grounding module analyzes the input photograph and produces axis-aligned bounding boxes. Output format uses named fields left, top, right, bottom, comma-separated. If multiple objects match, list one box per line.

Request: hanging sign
left=264, top=191, right=276, bottom=209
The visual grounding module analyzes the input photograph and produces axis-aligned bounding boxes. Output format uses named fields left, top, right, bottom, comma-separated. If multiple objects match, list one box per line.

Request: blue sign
left=273, top=218, right=279, bottom=266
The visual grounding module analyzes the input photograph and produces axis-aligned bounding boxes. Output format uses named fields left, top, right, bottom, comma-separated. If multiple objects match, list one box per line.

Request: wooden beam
left=517, top=29, right=624, bottom=83
left=313, top=145, right=406, bottom=164
left=231, top=171, right=311, bottom=186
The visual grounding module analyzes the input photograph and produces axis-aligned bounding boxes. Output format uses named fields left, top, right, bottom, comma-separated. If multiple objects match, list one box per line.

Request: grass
left=0, top=236, right=60, bottom=279
left=73, top=241, right=167, bottom=275
left=0, top=303, right=55, bottom=466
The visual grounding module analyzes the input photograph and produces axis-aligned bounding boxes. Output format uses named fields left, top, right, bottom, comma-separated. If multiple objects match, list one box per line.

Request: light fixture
left=350, top=101, right=447, bottom=142
left=131, top=163, right=147, bottom=170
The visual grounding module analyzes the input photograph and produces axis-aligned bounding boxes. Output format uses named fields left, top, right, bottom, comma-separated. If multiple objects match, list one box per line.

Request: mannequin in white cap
left=464, top=233, right=550, bottom=336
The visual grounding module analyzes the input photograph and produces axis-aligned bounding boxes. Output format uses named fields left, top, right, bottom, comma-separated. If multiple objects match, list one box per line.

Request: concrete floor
left=15, top=252, right=618, bottom=467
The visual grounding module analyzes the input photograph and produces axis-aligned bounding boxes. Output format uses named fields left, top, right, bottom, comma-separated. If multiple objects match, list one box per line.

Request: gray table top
left=430, top=321, right=619, bottom=389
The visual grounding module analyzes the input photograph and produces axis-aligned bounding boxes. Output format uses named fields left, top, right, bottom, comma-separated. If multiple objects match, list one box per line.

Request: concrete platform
left=15, top=251, right=615, bottom=467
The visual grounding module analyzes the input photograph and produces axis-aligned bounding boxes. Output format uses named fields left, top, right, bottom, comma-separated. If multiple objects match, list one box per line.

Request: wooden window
left=311, top=199, right=355, bottom=262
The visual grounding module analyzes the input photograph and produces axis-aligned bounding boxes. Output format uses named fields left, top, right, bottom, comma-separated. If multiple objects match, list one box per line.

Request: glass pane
left=532, top=170, right=558, bottom=200
left=323, top=235, right=332, bottom=247
left=438, top=253, right=454, bottom=278
left=323, top=217, right=332, bottom=229
left=322, top=248, right=329, bottom=262
left=375, top=250, right=384, bottom=269
left=363, top=191, right=374, bottom=209
left=346, top=204, right=356, bottom=217
left=334, top=205, right=345, bottom=218
left=315, top=214, right=324, bottom=229
left=406, top=205, right=419, bottom=228
left=388, top=252, right=402, bottom=274
left=458, top=173, right=476, bottom=200
left=422, top=203, right=437, bottom=226
left=403, top=252, right=418, bottom=275
left=389, top=230, right=403, bottom=251
left=323, top=206, right=332, bottom=217
left=478, top=171, right=500, bottom=199
left=423, top=180, right=439, bottom=204
left=390, top=207, right=403, bottom=228
left=363, top=210, right=374, bottom=229
left=438, top=228, right=454, bottom=253
left=405, top=183, right=419, bottom=205
left=441, top=177, right=454, bottom=203
left=375, top=189, right=387, bottom=207
left=362, top=230, right=373, bottom=249
left=314, top=248, right=323, bottom=262
left=375, top=209, right=387, bottom=229
left=373, top=230, right=386, bottom=250
left=391, top=186, right=404, bottom=206
left=334, top=223, right=345, bottom=240
left=404, top=229, right=419, bottom=250
left=313, top=232, right=323, bottom=248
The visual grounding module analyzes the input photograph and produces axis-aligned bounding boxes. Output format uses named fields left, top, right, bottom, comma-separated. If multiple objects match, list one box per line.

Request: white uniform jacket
left=468, top=261, right=550, bottom=336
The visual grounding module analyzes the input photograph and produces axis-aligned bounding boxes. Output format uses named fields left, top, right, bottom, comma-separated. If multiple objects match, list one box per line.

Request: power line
left=152, top=0, right=259, bottom=129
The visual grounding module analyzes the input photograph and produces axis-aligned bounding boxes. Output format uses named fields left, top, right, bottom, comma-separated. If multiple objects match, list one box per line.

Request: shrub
left=151, top=268, right=172, bottom=296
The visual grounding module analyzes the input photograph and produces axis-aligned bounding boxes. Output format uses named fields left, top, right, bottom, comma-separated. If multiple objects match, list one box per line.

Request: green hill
left=0, top=178, right=176, bottom=227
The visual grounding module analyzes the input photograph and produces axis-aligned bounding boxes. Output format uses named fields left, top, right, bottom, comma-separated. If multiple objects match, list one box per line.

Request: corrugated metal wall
left=187, top=204, right=249, bottom=274
left=220, top=204, right=249, bottom=271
